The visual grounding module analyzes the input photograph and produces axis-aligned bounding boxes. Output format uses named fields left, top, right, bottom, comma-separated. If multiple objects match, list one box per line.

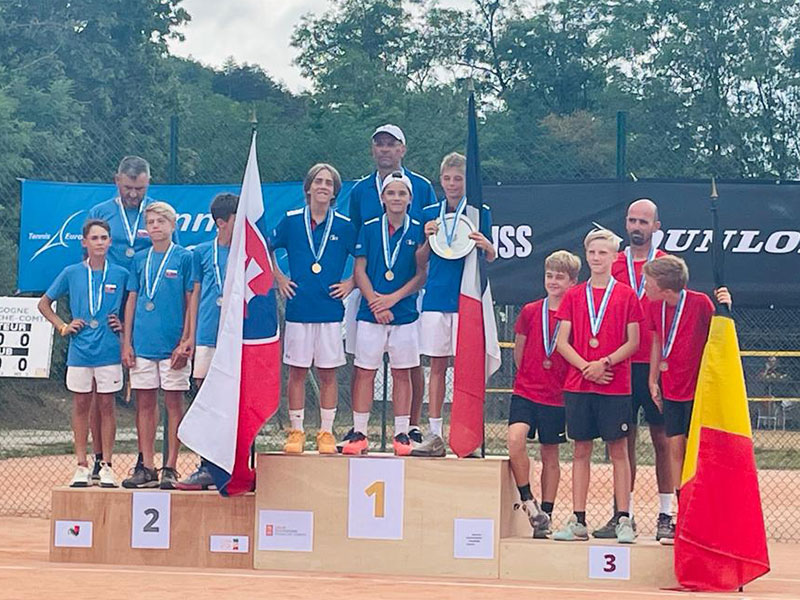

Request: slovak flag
left=449, top=91, right=502, bottom=458
left=178, top=132, right=281, bottom=496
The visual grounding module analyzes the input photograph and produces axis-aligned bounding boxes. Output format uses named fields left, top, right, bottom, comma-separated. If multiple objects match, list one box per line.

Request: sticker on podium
left=347, top=458, right=404, bottom=540
left=588, top=546, right=631, bottom=580
left=453, top=518, right=495, bottom=559
left=257, top=510, right=313, bottom=552
left=210, top=535, right=250, bottom=553
left=131, top=491, right=171, bottom=549
left=54, top=520, right=92, bottom=548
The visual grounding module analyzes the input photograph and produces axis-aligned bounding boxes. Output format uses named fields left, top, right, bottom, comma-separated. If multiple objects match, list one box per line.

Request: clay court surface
left=0, top=517, right=797, bottom=600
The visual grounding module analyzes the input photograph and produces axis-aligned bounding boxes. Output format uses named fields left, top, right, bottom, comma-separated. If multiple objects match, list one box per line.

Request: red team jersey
left=513, top=299, right=569, bottom=407
left=555, top=281, right=643, bottom=395
left=611, top=248, right=668, bottom=363
left=647, top=289, right=715, bottom=402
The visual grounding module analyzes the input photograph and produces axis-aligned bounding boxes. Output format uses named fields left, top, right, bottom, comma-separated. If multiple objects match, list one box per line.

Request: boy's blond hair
left=144, top=201, right=177, bottom=226
left=583, top=228, right=620, bottom=252
left=440, top=152, right=466, bottom=174
left=545, top=250, right=582, bottom=281
left=642, top=255, right=689, bottom=292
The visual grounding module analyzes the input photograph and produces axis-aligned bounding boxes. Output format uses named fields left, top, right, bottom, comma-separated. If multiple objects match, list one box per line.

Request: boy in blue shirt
left=414, top=152, right=496, bottom=456
left=270, top=164, right=356, bottom=455
left=342, top=171, right=427, bottom=456
left=177, top=192, right=238, bottom=490
left=121, top=202, right=195, bottom=489
left=38, top=219, right=129, bottom=488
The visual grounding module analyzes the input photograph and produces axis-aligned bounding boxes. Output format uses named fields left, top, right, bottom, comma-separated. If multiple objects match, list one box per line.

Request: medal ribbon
left=661, top=289, right=686, bottom=360
left=86, top=260, right=108, bottom=318
left=381, top=214, right=410, bottom=274
left=625, top=245, right=656, bottom=299
left=303, top=206, right=334, bottom=266
left=586, top=278, right=616, bottom=338
left=213, top=238, right=226, bottom=293
left=541, top=297, right=561, bottom=357
left=144, top=242, right=175, bottom=301
left=116, top=197, right=147, bottom=250
left=439, top=196, right=467, bottom=248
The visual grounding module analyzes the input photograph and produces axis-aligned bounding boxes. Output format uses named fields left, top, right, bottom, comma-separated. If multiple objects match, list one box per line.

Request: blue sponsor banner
left=18, top=179, right=355, bottom=293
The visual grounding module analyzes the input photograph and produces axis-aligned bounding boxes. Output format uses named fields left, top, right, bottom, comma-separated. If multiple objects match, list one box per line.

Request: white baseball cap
left=380, top=170, right=413, bottom=197
left=372, top=124, right=406, bottom=145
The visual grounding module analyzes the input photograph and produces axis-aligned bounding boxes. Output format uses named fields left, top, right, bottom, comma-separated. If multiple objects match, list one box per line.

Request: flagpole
left=709, top=177, right=730, bottom=317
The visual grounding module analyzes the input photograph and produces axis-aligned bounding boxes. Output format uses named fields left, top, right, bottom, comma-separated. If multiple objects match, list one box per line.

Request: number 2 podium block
left=50, top=487, right=254, bottom=568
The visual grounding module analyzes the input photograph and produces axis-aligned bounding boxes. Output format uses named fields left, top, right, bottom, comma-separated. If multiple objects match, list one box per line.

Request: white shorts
left=130, top=357, right=191, bottom=391
left=419, top=311, right=458, bottom=357
left=343, top=289, right=361, bottom=355
left=66, top=365, right=123, bottom=394
left=193, top=345, right=216, bottom=379
left=283, top=321, right=346, bottom=369
left=354, top=320, right=420, bottom=370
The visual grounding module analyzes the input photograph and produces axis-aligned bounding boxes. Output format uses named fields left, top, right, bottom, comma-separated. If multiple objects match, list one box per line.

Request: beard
left=630, top=231, right=648, bottom=245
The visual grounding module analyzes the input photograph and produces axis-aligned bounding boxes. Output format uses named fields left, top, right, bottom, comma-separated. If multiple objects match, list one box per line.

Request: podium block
left=253, top=453, right=516, bottom=578
left=50, top=487, right=254, bottom=568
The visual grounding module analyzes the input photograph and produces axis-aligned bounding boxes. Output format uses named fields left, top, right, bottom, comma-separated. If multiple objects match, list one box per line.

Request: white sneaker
left=99, top=462, right=118, bottom=488
left=69, top=465, right=92, bottom=488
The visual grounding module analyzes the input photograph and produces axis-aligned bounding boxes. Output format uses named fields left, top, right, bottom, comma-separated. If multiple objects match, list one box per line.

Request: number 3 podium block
left=253, top=453, right=516, bottom=578
left=50, top=487, right=254, bottom=568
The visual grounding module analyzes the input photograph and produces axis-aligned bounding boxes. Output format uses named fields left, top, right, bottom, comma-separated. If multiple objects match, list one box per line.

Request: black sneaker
left=592, top=514, right=619, bottom=539
left=91, top=458, right=102, bottom=485
left=656, top=513, right=674, bottom=544
left=336, top=428, right=355, bottom=454
left=176, top=465, right=216, bottom=491
left=122, top=466, right=159, bottom=489
left=408, top=427, right=423, bottom=445
left=159, top=467, right=180, bottom=490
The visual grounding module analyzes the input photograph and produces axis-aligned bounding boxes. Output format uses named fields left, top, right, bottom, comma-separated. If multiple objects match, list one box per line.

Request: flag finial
left=711, top=176, right=718, bottom=199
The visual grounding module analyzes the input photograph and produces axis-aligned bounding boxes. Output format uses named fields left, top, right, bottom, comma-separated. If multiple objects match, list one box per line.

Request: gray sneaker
left=552, top=514, right=589, bottom=541
left=656, top=513, right=674, bottom=543
left=616, top=515, right=636, bottom=544
left=122, top=466, right=159, bottom=489
left=593, top=513, right=637, bottom=538
left=518, top=499, right=551, bottom=538
left=410, top=433, right=446, bottom=457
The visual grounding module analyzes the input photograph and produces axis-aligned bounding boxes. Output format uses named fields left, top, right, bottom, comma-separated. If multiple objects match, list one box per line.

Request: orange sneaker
left=393, top=433, right=412, bottom=456
left=341, top=431, right=368, bottom=455
left=316, top=430, right=337, bottom=454
left=283, top=429, right=306, bottom=454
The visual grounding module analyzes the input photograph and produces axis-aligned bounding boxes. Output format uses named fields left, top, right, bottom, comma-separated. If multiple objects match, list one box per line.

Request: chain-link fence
left=1, top=109, right=799, bottom=542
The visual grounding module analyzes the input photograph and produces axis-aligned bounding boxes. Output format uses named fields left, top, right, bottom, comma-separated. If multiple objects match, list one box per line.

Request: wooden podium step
left=50, top=487, right=254, bottom=568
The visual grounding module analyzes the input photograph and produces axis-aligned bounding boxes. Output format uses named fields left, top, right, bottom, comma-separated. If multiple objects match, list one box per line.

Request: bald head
left=625, top=198, right=661, bottom=247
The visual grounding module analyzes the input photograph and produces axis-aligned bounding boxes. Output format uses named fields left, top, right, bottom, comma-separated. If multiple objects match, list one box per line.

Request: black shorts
left=509, top=395, right=567, bottom=445
left=664, top=399, right=693, bottom=437
left=564, top=392, right=633, bottom=442
left=632, top=363, right=664, bottom=426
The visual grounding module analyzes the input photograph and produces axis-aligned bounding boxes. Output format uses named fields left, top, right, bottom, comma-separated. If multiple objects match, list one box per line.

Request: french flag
left=449, top=92, right=502, bottom=458
left=178, top=133, right=281, bottom=495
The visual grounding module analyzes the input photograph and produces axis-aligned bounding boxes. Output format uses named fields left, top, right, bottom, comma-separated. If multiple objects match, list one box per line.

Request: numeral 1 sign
left=364, top=480, right=385, bottom=518
left=347, top=458, right=404, bottom=540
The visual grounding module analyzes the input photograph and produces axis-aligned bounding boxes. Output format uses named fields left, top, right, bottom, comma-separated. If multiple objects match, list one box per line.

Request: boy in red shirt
left=642, top=256, right=731, bottom=543
left=509, top=250, right=581, bottom=538
left=553, top=229, right=643, bottom=544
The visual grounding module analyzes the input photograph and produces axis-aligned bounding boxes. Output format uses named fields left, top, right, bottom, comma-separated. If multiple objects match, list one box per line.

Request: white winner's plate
left=430, top=214, right=477, bottom=260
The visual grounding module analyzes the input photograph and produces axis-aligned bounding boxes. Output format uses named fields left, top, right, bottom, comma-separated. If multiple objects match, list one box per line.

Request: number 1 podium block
left=253, top=453, right=518, bottom=578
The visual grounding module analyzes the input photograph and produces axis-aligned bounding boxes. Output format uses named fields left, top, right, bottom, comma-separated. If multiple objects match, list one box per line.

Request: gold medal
left=443, top=247, right=453, bottom=258
left=542, top=359, right=552, bottom=370
left=125, top=247, right=135, bottom=258
left=589, top=337, right=599, bottom=348
left=660, top=361, right=669, bottom=372
left=385, top=270, right=395, bottom=281
left=311, top=262, right=322, bottom=274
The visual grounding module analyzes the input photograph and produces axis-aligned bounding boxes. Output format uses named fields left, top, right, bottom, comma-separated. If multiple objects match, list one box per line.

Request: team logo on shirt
left=104, top=284, right=117, bottom=293
left=405, top=239, right=415, bottom=246
left=165, top=269, right=178, bottom=278
left=329, top=234, right=339, bottom=241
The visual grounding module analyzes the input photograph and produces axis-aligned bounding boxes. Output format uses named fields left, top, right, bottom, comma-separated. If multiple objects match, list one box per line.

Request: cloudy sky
left=168, top=0, right=470, bottom=92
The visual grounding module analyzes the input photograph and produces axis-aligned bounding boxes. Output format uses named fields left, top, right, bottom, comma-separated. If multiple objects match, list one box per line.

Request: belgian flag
left=674, top=180, right=770, bottom=591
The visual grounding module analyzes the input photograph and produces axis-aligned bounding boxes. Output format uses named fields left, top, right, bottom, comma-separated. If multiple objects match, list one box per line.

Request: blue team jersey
left=87, top=197, right=180, bottom=270
left=355, top=216, right=424, bottom=325
left=127, top=245, right=194, bottom=360
left=192, top=240, right=229, bottom=347
left=421, top=201, right=493, bottom=313
left=268, top=208, right=356, bottom=323
left=346, top=168, right=437, bottom=234
left=45, top=261, right=129, bottom=367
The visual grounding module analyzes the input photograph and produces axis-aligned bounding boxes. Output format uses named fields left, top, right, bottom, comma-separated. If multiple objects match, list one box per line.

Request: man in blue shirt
left=270, top=164, right=356, bottom=455
left=177, top=193, right=238, bottom=491
left=413, top=152, right=496, bottom=456
left=121, top=202, right=195, bottom=490
left=38, top=219, right=128, bottom=488
left=342, top=171, right=427, bottom=456
left=342, top=125, right=437, bottom=450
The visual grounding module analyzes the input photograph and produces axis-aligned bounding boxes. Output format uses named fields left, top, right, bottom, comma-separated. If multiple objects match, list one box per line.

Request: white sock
left=394, top=415, right=410, bottom=436
left=628, top=492, right=635, bottom=517
left=659, top=493, right=673, bottom=515
left=289, top=409, right=304, bottom=432
left=429, top=417, right=443, bottom=437
left=353, top=411, right=370, bottom=435
left=319, top=407, right=336, bottom=433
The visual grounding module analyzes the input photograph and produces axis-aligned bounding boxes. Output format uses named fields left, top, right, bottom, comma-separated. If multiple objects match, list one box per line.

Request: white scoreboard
left=0, top=296, right=55, bottom=378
